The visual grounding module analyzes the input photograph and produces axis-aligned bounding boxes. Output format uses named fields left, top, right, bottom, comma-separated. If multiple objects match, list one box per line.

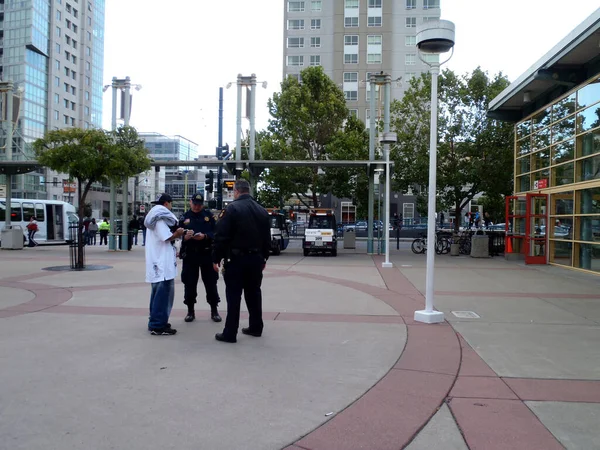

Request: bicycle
left=411, top=231, right=450, bottom=255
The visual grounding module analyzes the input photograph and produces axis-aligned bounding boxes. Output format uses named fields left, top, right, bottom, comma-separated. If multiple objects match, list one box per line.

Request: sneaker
left=150, top=327, right=177, bottom=335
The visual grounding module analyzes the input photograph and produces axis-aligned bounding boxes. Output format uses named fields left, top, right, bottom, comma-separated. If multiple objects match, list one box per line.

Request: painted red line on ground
left=436, top=290, right=600, bottom=299
left=503, top=378, right=600, bottom=403
left=449, top=398, right=564, bottom=450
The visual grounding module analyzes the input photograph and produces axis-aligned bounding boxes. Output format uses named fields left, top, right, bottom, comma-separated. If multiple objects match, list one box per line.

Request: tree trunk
left=77, top=179, right=85, bottom=270
left=454, top=198, right=461, bottom=233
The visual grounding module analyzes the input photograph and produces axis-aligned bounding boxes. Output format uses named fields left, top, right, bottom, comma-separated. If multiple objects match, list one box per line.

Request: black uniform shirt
left=212, top=194, right=271, bottom=263
left=179, top=207, right=216, bottom=251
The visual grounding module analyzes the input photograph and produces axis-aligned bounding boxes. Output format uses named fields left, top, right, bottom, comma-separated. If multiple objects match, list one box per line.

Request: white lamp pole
left=414, top=20, right=456, bottom=324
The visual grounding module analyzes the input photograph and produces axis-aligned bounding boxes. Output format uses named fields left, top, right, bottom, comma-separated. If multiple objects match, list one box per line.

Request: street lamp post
left=414, top=20, right=456, bottom=324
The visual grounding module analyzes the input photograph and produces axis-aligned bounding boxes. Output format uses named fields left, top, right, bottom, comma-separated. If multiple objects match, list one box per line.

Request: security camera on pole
left=413, top=20, right=456, bottom=324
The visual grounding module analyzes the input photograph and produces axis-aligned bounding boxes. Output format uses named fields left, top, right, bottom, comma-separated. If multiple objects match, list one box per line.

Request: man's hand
left=213, top=262, right=220, bottom=273
left=194, top=232, right=205, bottom=240
left=174, top=227, right=185, bottom=238
left=184, top=230, right=194, bottom=241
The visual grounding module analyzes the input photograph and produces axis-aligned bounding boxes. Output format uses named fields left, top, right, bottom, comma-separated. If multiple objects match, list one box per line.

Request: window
left=54, top=110, right=59, bottom=120
left=368, top=0, right=382, bottom=7
left=405, top=35, right=416, bottom=46
left=287, top=19, right=304, bottom=30
left=344, top=72, right=358, bottom=83
left=66, top=3, right=71, bottom=13
left=65, top=67, right=70, bottom=76
left=310, top=37, right=321, bottom=48
left=71, top=117, right=76, bottom=126
left=85, top=47, right=91, bottom=56
left=87, top=17, right=91, bottom=26
left=287, top=55, right=304, bottom=66
left=73, top=24, right=77, bottom=33
left=64, top=115, right=69, bottom=125
left=54, top=93, right=59, bottom=104
left=71, top=86, right=76, bottom=95
left=405, top=53, right=416, bottom=65
left=54, top=76, right=60, bottom=87
left=55, top=43, right=61, bottom=53
left=72, top=40, right=77, bottom=49
left=72, top=55, right=77, bottom=63
left=345, top=0, right=359, bottom=7
left=345, top=54, right=358, bottom=64
left=87, top=31, right=91, bottom=41
left=368, top=16, right=382, bottom=26
left=349, top=109, right=358, bottom=118
left=288, top=1, right=305, bottom=12
left=64, top=83, right=69, bottom=92
left=73, top=8, right=78, bottom=17
left=367, top=53, right=382, bottom=64
left=85, top=76, right=90, bottom=86
left=311, top=19, right=321, bottom=29
left=65, top=35, right=71, bottom=45
left=403, top=203, right=415, bottom=220
left=368, top=35, right=382, bottom=45
left=56, top=10, right=61, bottom=20
left=406, top=0, right=416, bottom=9
left=311, top=0, right=322, bottom=11
left=65, top=51, right=70, bottom=60
left=287, top=37, right=304, bottom=48
left=86, top=61, right=91, bottom=71
left=345, top=90, right=358, bottom=101
left=66, top=19, right=71, bottom=29
left=85, top=91, right=90, bottom=100
left=405, top=72, right=416, bottom=80
left=56, top=26, right=61, bottom=37
left=345, top=17, right=359, bottom=27
left=64, top=99, right=69, bottom=108
left=423, top=54, right=439, bottom=64
left=310, top=55, right=321, bottom=66
left=84, top=106, right=89, bottom=115
left=71, top=101, right=76, bottom=110
left=406, top=17, right=416, bottom=27
left=55, top=59, right=60, bottom=69
left=345, top=35, right=359, bottom=46
left=423, top=0, right=440, bottom=9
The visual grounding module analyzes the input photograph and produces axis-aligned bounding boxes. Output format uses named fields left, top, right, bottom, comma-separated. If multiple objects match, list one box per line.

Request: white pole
left=382, top=81, right=392, bottom=268
left=414, top=65, right=444, bottom=324
left=236, top=74, right=242, bottom=164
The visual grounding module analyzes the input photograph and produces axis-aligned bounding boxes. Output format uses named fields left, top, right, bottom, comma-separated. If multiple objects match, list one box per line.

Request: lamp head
left=226, top=82, right=233, bottom=89
left=416, top=20, right=455, bottom=54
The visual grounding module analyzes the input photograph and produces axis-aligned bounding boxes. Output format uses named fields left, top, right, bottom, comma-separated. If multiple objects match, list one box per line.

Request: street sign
left=0, top=184, right=6, bottom=198
left=139, top=204, right=146, bottom=213
left=62, top=180, right=76, bottom=193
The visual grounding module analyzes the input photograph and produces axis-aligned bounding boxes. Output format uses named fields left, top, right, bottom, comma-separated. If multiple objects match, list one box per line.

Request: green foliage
left=258, top=66, right=365, bottom=208
left=478, top=194, right=506, bottom=224
left=390, top=67, right=514, bottom=231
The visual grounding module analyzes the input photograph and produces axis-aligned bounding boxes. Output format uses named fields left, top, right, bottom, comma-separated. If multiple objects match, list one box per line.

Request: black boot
left=184, top=309, right=195, bottom=323
left=211, top=306, right=222, bottom=323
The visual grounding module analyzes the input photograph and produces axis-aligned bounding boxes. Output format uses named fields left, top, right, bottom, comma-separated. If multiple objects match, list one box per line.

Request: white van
left=0, top=198, right=78, bottom=244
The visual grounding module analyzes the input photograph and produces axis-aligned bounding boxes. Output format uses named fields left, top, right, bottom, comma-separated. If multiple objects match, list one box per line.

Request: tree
left=260, top=66, right=357, bottom=208
left=390, top=67, right=514, bottom=232
left=33, top=126, right=151, bottom=268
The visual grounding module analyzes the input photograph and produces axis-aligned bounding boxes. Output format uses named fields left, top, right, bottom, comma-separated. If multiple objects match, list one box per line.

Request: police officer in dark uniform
left=179, top=193, right=221, bottom=323
left=212, top=179, right=271, bottom=343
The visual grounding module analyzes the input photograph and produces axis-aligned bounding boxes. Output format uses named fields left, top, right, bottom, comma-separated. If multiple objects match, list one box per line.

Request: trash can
left=470, top=231, right=490, bottom=258
left=344, top=229, right=356, bottom=249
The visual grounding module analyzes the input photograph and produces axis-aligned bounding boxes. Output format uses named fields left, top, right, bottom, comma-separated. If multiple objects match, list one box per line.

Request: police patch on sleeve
left=204, top=216, right=210, bottom=222
left=218, top=209, right=226, bottom=219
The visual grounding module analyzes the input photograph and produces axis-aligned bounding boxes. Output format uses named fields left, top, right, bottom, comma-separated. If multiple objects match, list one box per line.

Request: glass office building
left=489, top=10, right=600, bottom=274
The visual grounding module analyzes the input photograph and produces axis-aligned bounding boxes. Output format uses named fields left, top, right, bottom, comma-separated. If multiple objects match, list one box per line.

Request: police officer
left=212, top=179, right=271, bottom=343
left=179, top=193, right=221, bottom=323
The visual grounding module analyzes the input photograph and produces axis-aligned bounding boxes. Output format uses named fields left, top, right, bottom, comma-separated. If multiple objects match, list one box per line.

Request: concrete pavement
left=0, top=242, right=599, bottom=449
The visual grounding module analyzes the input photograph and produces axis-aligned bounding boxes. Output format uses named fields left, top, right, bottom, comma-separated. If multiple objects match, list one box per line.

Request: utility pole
left=217, top=87, right=224, bottom=210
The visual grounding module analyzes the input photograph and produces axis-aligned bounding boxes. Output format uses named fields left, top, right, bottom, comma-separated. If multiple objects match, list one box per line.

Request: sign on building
left=62, top=180, right=76, bottom=193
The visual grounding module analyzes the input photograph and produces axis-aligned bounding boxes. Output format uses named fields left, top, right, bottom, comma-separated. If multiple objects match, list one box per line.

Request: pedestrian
left=88, top=218, right=98, bottom=245
left=179, top=193, right=221, bottom=323
left=99, top=218, right=110, bottom=245
left=144, top=193, right=185, bottom=336
left=440, top=212, right=445, bottom=228
left=129, top=215, right=140, bottom=245
left=474, top=210, right=481, bottom=229
left=212, top=179, right=271, bottom=343
left=82, top=216, right=91, bottom=245
left=484, top=212, right=491, bottom=229
left=26, top=216, right=38, bottom=247
left=139, top=215, right=147, bottom=246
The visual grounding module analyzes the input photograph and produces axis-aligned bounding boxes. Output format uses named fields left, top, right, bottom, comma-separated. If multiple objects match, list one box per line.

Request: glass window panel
left=533, top=107, right=552, bottom=131
left=576, top=187, right=600, bottom=215
left=517, top=137, right=531, bottom=156
left=550, top=217, right=573, bottom=240
left=516, top=156, right=530, bottom=175
left=531, top=149, right=550, bottom=170
left=35, top=203, right=45, bottom=222
left=577, top=154, right=600, bottom=182
left=551, top=139, right=574, bottom=165
left=575, top=216, right=599, bottom=243
left=577, top=77, right=600, bottom=110
left=533, top=126, right=551, bottom=150
left=576, top=103, right=600, bottom=134
left=575, top=242, right=600, bottom=273
left=552, top=192, right=574, bottom=215
left=553, top=93, right=576, bottom=120
left=517, top=120, right=531, bottom=139
left=552, top=162, right=574, bottom=186
left=576, top=129, right=600, bottom=158
left=22, top=202, right=35, bottom=221
left=517, top=175, right=530, bottom=193
left=551, top=115, right=575, bottom=144
left=551, top=240, right=572, bottom=266
left=7, top=202, right=22, bottom=221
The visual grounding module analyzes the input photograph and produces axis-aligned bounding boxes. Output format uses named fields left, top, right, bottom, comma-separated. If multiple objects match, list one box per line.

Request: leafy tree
left=33, top=126, right=151, bottom=268
left=260, top=66, right=356, bottom=208
left=390, top=67, right=514, bottom=232
left=478, top=194, right=506, bottom=224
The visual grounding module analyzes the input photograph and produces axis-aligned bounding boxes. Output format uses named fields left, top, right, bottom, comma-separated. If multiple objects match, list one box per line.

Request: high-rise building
left=283, top=0, right=440, bottom=125
left=0, top=0, right=105, bottom=199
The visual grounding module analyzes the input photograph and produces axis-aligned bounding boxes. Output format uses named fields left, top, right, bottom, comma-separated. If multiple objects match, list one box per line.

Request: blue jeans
left=148, top=279, right=175, bottom=330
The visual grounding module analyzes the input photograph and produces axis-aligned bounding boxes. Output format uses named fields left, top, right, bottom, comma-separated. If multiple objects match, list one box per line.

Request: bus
left=0, top=199, right=78, bottom=245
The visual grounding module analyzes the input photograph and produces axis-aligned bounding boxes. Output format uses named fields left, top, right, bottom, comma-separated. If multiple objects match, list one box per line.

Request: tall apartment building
left=0, top=0, right=105, bottom=199
left=283, top=0, right=440, bottom=125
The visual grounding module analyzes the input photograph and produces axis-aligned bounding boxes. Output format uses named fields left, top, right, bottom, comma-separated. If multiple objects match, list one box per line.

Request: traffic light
left=205, top=170, right=214, bottom=193
left=215, top=143, right=230, bottom=160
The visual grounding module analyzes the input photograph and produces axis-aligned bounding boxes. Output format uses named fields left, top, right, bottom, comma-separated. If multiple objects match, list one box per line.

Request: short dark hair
left=234, top=179, right=250, bottom=194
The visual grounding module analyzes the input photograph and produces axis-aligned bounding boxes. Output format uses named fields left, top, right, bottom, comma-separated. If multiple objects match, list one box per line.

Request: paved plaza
left=1, top=241, right=599, bottom=450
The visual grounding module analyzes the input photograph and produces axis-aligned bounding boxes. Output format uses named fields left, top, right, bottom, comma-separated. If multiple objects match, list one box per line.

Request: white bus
left=0, top=199, right=78, bottom=245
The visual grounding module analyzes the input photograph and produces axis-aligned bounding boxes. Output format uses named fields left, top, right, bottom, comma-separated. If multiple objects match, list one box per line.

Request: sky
left=102, top=1, right=600, bottom=156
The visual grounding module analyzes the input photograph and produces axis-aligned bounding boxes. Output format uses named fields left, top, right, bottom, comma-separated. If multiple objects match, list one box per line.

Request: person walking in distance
left=144, top=193, right=185, bottom=336
left=26, top=216, right=38, bottom=247
left=179, top=193, right=221, bottom=323
left=129, top=215, right=140, bottom=245
left=212, top=179, right=271, bottom=343
left=139, top=214, right=147, bottom=246
left=88, top=218, right=98, bottom=245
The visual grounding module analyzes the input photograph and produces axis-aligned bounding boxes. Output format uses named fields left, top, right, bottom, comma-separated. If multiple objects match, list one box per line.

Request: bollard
left=470, top=230, right=490, bottom=258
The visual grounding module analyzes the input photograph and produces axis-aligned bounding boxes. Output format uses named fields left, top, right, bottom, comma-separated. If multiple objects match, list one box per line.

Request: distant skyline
left=102, top=1, right=599, bottom=156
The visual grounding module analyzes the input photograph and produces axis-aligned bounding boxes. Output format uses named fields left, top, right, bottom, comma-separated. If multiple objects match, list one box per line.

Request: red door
left=525, top=193, right=548, bottom=265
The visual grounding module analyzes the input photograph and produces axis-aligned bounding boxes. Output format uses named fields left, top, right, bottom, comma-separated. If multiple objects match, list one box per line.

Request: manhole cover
left=451, top=311, right=480, bottom=319
left=43, top=265, right=113, bottom=271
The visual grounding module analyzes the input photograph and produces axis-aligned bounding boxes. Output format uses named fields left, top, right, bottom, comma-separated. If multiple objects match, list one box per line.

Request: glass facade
left=515, top=76, right=600, bottom=273
left=90, top=0, right=105, bottom=128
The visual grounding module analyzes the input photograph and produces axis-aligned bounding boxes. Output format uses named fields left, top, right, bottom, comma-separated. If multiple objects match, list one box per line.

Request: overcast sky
left=102, top=1, right=599, bottom=155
